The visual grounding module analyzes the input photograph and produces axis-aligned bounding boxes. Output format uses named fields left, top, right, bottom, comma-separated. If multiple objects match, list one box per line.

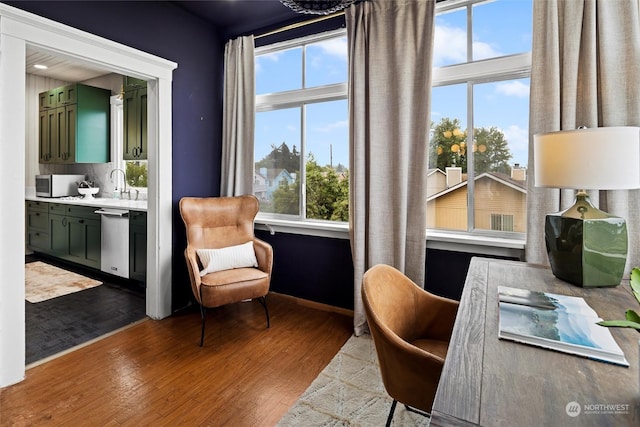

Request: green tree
left=255, top=142, right=300, bottom=173
left=272, top=176, right=299, bottom=215
left=473, top=126, right=512, bottom=174
left=126, top=161, right=147, bottom=187
left=306, top=154, right=349, bottom=221
left=429, top=118, right=513, bottom=174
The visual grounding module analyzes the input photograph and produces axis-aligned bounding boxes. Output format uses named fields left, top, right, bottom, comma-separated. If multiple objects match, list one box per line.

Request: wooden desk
left=431, top=257, right=640, bottom=426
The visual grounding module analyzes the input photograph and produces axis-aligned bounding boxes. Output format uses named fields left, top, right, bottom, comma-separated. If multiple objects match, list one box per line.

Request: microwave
left=35, top=174, right=86, bottom=198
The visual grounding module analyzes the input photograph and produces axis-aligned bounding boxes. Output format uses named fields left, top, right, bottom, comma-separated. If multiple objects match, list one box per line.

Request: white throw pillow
left=197, top=242, right=258, bottom=276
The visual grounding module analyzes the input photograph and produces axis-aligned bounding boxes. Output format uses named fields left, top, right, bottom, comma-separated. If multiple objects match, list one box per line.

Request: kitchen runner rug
left=25, top=261, right=102, bottom=303
left=276, top=334, right=430, bottom=426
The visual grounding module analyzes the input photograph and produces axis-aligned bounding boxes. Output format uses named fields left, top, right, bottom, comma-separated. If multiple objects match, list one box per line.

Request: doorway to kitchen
left=0, top=3, right=176, bottom=386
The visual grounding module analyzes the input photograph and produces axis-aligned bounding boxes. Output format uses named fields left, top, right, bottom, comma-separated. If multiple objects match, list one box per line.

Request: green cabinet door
left=49, top=213, right=68, bottom=256
left=26, top=201, right=50, bottom=252
left=47, top=205, right=101, bottom=269
left=129, top=211, right=147, bottom=283
left=39, top=109, right=57, bottom=163
left=38, top=83, right=110, bottom=164
left=68, top=215, right=101, bottom=269
left=123, top=85, right=147, bottom=160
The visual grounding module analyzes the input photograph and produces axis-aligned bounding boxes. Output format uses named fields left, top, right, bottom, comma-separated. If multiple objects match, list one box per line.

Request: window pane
left=254, top=108, right=301, bottom=216
left=473, top=0, right=533, bottom=61
left=305, top=36, right=348, bottom=88
left=434, top=8, right=467, bottom=67
left=428, top=84, right=468, bottom=231
left=255, top=47, right=302, bottom=94
left=305, top=100, right=349, bottom=221
left=472, top=78, right=529, bottom=233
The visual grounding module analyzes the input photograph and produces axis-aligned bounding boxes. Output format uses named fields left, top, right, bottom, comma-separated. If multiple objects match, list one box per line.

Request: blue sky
left=255, top=0, right=533, bottom=170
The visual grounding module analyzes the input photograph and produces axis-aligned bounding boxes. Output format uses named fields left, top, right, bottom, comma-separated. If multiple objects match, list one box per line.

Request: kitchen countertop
left=26, top=195, right=147, bottom=212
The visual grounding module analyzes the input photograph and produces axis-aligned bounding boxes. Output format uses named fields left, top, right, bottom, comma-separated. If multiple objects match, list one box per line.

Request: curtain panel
left=220, top=36, right=256, bottom=197
left=346, top=0, right=436, bottom=336
left=526, top=0, right=640, bottom=272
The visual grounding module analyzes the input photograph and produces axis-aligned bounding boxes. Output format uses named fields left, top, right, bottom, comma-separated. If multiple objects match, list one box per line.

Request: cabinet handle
left=79, top=219, right=84, bottom=224
left=62, top=218, right=67, bottom=227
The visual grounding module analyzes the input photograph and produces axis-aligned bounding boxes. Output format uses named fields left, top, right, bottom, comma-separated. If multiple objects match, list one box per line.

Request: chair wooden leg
left=258, top=296, right=270, bottom=328
left=386, top=399, right=398, bottom=427
left=199, top=305, right=207, bottom=347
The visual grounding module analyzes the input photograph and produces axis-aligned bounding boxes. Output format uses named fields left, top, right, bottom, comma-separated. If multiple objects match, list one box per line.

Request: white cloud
left=287, top=124, right=297, bottom=132
left=496, top=81, right=530, bottom=98
left=255, top=51, right=283, bottom=74
left=501, top=124, right=529, bottom=166
left=434, top=23, right=502, bottom=66
left=433, top=24, right=467, bottom=66
left=472, top=40, right=502, bottom=60
left=315, top=120, right=348, bottom=133
left=315, top=37, right=348, bottom=62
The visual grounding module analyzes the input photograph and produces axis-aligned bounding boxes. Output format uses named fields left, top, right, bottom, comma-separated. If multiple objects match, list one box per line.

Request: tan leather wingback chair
left=179, top=195, right=273, bottom=346
left=362, top=264, right=459, bottom=426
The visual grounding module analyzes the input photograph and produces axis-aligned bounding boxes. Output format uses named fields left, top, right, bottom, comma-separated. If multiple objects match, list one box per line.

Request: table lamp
left=533, top=126, right=640, bottom=287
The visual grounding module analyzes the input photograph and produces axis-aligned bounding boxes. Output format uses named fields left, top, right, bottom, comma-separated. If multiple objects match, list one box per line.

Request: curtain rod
left=254, top=11, right=345, bottom=40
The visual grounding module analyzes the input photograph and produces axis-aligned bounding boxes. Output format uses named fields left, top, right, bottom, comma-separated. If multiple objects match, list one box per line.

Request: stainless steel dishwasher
left=95, top=208, right=129, bottom=279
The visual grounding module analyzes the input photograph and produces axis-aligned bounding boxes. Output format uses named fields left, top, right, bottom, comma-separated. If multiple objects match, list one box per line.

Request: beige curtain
left=526, top=0, right=640, bottom=272
left=346, top=0, right=436, bottom=336
left=220, top=35, right=255, bottom=196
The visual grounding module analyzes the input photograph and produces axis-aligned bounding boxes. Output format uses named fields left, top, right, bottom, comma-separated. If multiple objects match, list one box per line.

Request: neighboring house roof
left=255, top=168, right=293, bottom=181
left=427, top=171, right=527, bottom=202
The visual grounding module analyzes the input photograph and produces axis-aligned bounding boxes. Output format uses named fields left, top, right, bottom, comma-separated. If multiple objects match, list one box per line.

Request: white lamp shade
left=533, top=126, right=640, bottom=190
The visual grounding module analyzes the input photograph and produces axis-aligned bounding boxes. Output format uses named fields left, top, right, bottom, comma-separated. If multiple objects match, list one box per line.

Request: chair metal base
left=386, top=400, right=429, bottom=427
left=199, top=296, right=270, bottom=347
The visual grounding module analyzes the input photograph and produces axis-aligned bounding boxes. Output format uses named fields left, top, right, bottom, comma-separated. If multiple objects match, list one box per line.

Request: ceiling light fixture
left=280, top=0, right=360, bottom=15
left=34, top=64, right=48, bottom=70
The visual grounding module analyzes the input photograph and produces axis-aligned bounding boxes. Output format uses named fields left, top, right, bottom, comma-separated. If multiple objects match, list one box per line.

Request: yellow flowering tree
left=429, top=117, right=512, bottom=174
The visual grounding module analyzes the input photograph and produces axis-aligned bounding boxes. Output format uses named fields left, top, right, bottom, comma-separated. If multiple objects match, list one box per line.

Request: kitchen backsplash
left=36, top=162, right=147, bottom=201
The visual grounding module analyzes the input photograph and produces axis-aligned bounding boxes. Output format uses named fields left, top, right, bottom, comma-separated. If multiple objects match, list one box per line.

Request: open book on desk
left=498, top=286, right=629, bottom=367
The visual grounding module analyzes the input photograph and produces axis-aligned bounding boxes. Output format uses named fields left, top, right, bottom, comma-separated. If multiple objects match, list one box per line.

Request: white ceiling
left=26, top=45, right=110, bottom=82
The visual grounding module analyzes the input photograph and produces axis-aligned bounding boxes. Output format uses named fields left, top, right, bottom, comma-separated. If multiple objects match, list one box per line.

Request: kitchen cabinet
left=129, top=211, right=147, bottom=283
left=26, top=201, right=50, bottom=252
left=38, top=83, right=110, bottom=164
left=123, top=77, right=147, bottom=160
left=49, top=204, right=101, bottom=269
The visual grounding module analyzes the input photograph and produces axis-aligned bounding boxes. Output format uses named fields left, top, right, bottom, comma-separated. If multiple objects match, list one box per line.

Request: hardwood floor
left=1, top=293, right=353, bottom=426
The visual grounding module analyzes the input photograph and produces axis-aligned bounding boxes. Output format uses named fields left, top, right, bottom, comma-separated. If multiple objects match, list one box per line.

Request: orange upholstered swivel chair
left=362, top=264, right=459, bottom=426
left=179, top=195, right=273, bottom=346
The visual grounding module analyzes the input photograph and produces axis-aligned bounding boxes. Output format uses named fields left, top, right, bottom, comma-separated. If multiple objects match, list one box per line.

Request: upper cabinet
left=38, top=83, right=110, bottom=164
left=123, top=77, right=147, bottom=160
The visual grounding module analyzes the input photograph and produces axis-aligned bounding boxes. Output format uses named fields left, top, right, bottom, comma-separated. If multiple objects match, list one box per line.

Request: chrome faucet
left=110, top=168, right=130, bottom=199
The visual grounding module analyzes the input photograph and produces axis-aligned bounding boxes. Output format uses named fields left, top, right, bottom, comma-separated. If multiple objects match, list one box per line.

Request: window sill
left=254, top=215, right=526, bottom=259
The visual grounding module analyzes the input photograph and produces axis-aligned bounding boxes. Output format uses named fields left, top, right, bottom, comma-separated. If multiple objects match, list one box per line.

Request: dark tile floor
left=25, top=254, right=147, bottom=365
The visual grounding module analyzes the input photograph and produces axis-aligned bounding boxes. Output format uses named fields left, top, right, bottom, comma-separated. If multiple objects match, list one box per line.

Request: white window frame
left=255, top=29, right=348, bottom=226
left=428, top=0, right=531, bottom=246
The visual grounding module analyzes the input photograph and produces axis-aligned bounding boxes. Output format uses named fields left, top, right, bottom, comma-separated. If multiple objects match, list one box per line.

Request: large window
left=254, top=30, right=348, bottom=222
left=427, top=0, right=532, bottom=237
left=254, top=0, right=532, bottom=238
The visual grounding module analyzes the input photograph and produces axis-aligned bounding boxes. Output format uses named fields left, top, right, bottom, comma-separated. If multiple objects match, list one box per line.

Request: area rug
left=25, top=261, right=102, bottom=303
left=277, top=334, right=430, bottom=426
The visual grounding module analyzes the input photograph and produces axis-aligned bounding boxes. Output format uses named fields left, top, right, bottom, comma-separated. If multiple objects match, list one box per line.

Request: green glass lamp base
left=544, top=194, right=627, bottom=287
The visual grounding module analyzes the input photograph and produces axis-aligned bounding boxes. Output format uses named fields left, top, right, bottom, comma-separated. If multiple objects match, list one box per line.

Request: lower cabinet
left=49, top=204, right=101, bottom=269
left=26, top=201, right=50, bottom=252
left=129, top=211, right=147, bottom=283
left=27, top=201, right=146, bottom=280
